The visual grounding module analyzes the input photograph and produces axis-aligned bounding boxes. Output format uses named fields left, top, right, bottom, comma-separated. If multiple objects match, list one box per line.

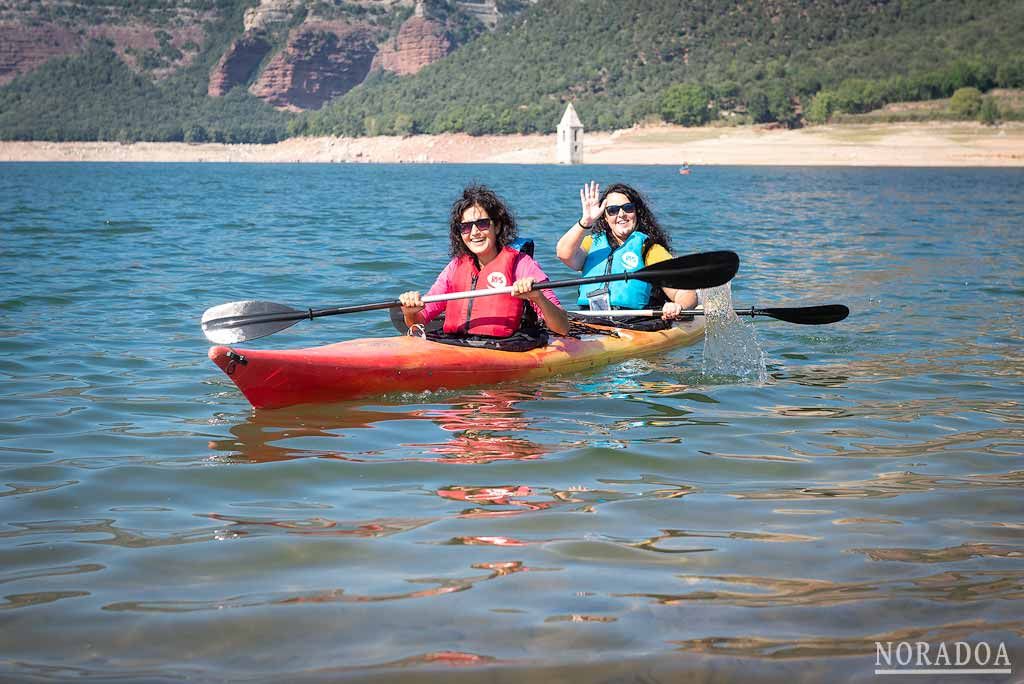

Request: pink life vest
left=443, top=247, right=525, bottom=337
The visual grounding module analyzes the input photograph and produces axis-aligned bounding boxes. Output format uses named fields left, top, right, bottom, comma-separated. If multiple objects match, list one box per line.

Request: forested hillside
left=0, top=0, right=293, bottom=142
left=302, top=0, right=1024, bottom=135
left=1, top=0, right=1021, bottom=142
left=0, top=0, right=509, bottom=142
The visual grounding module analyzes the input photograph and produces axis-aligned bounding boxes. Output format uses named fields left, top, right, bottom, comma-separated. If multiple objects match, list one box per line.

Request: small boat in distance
left=679, top=162, right=691, bottom=175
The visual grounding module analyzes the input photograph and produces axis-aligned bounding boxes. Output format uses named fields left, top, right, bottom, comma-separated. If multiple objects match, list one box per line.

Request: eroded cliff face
left=243, top=0, right=416, bottom=33
left=0, top=21, right=205, bottom=85
left=249, top=24, right=377, bottom=110
left=0, top=23, right=81, bottom=86
left=212, top=13, right=454, bottom=109
left=208, top=33, right=272, bottom=97
left=243, top=0, right=307, bottom=33
left=372, top=15, right=451, bottom=76
left=1, top=0, right=514, bottom=111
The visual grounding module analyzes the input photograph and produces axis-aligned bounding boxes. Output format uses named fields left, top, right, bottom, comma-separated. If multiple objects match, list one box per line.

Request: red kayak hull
left=209, top=321, right=704, bottom=409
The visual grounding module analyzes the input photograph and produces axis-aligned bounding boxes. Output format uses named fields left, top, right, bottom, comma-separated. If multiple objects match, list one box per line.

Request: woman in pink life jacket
left=400, top=185, right=570, bottom=338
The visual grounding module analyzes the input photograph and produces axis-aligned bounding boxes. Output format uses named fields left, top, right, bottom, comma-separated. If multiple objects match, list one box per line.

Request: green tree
left=711, top=80, right=741, bottom=110
left=184, top=124, right=208, bottom=143
left=949, top=87, right=983, bottom=118
left=660, top=84, right=710, bottom=126
left=978, top=96, right=1000, bottom=125
left=832, top=78, right=884, bottom=114
left=943, top=58, right=996, bottom=92
left=392, top=112, right=416, bottom=136
left=996, top=58, right=1024, bottom=87
left=805, top=90, right=836, bottom=124
left=765, top=84, right=795, bottom=126
left=745, top=88, right=770, bottom=123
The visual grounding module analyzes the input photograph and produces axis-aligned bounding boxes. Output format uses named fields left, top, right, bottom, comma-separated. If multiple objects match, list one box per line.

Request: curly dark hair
left=594, top=183, right=672, bottom=251
left=448, top=184, right=519, bottom=259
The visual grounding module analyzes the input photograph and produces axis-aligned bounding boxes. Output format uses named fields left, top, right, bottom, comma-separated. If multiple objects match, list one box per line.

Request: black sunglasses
left=459, top=218, right=493, bottom=234
left=605, top=202, right=636, bottom=216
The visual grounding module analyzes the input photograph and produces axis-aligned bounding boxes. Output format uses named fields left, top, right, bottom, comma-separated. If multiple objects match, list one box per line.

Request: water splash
left=699, top=284, right=769, bottom=384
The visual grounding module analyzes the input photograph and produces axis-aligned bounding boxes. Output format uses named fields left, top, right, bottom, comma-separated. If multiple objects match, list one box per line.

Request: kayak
left=209, top=319, right=705, bottom=410
left=210, top=320, right=705, bottom=409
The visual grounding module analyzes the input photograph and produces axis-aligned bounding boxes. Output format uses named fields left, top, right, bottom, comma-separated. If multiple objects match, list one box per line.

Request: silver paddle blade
left=201, top=300, right=302, bottom=344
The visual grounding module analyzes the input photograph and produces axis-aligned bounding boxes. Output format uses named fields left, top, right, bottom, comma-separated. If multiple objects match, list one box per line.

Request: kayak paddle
left=201, top=250, right=739, bottom=344
left=570, top=304, right=849, bottom=325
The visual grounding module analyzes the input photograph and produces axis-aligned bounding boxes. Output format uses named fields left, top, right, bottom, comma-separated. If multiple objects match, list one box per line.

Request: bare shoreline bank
left=2, top=122, right=1022, bottom=166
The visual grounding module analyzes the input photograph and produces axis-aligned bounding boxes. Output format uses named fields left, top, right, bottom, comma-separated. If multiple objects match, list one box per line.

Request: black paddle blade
left=756, top=305, right=849, bottom=325
left=633, top=250, right=739, bottom=290
left=387, top=306, right=444, bottom=334
left=201, top=300, right=305, bottom=344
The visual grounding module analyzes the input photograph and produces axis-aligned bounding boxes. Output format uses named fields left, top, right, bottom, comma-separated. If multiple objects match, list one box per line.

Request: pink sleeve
left=421, top=259, right=457, bottom=324
left=514, top=254, right=562, bottom=314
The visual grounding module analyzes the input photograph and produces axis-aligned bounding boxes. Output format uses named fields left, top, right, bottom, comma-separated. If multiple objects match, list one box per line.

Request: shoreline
left=1, top=121, right=1022, bottom=166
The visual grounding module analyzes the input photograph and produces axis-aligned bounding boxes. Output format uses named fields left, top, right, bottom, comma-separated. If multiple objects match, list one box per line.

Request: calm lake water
left=1, top=162, right=1022, bottom=683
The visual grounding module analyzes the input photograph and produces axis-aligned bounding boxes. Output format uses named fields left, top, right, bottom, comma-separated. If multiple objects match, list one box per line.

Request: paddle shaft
left=571, top=305, right=849, bottom=325
left=201, top=250, right=740, bottom=343
left=572, top=308, right=751, bottom=317
left=205, top=266, right=716, bottom=331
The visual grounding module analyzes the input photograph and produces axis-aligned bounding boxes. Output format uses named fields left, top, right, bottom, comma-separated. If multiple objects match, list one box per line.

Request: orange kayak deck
left=209, top=320, right=704, bottom=409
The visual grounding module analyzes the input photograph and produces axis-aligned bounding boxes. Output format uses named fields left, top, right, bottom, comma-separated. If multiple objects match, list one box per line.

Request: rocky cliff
left=249, top=24, right=378, bottom=110
left=0, top=20, right=205, bottom=86
left=243, top=0, right=309, bottom=33
left=372, top=15, right=452, bottom=76
left=1, top=0, right=522, bottom=111
left=0, top=23, right=81, bottom=86
left=208, top=33, right=272, bottom=97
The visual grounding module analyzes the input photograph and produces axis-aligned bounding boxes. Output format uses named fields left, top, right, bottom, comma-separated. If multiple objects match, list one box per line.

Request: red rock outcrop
left=372, top=15, right=451, bottom=76
left=249, top=23, right=377, bottom=110
left=208, top=33, right=272, bottom=96
left=0, top=23, right=83, bottom=85
left=0, top=21, right=204, bottom=85
left=87, top=24, right=205, bottom=79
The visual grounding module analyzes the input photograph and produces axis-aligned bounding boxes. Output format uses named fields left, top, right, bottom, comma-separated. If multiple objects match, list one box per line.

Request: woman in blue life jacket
left=555, top=182, right=697, bottom=320
left=400, top=185, right=570, bottom=342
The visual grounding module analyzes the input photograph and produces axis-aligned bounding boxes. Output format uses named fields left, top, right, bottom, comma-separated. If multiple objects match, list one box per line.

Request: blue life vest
left=508, top=237, right=534, bottom=257
left=577, top=231, right=653, bottom=309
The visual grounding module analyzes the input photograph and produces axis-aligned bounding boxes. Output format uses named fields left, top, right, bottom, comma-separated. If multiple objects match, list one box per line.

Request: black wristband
left=577, top=220, right=590, bottom=230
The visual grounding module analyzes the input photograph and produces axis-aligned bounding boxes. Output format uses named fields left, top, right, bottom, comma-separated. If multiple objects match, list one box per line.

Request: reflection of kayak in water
left=209, top=319, right=705, bottom=409
left=206, top=388, right=546, bottom=464
left=436, top=485, right=533, bottom=504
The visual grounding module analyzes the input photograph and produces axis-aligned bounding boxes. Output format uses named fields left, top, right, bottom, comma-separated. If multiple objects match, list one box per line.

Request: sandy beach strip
left=1, top=122, right=1022, bottom=166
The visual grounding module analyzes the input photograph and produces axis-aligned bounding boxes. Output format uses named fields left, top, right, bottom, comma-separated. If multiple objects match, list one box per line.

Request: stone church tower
left=557, top=103, right=583, bottom=164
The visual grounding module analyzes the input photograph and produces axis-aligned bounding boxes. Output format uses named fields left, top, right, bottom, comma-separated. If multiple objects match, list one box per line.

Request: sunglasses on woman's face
left=459, top=218, right=493, bottom=234
left=605, top=203, right=636, bottom=216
